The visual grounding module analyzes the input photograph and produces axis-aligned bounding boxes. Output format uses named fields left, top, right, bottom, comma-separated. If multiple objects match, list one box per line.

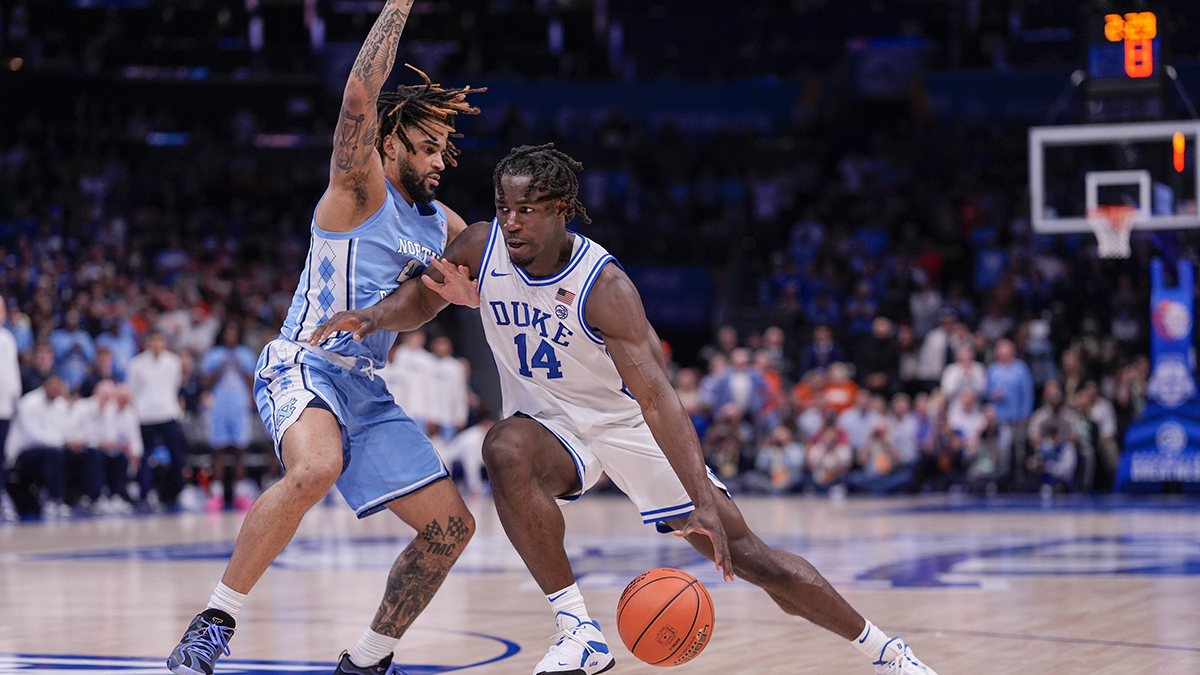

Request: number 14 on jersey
left=514, top=334, right=563, bottom=379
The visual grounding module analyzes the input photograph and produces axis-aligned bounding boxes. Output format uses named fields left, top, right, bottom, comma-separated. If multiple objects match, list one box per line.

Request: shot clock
left=1083, top=4, right=1167, bottom=122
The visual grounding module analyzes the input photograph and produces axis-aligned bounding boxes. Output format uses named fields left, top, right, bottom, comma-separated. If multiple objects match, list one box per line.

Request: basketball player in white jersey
left=168, top=3, right=484, bottom=675
left=312, top=144, right=940, bottom=675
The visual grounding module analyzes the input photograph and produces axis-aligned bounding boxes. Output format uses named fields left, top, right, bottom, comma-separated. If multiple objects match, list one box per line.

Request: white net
left=1086, top=206, right=1137, bottom=259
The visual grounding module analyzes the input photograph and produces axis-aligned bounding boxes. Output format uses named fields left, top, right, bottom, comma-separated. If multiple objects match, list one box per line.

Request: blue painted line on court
left=0, top=628, right=519, bottom=673
left=876, top=494, right=1200, bottom=515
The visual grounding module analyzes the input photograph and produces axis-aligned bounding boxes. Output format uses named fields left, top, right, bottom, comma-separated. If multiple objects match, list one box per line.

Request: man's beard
left=399, top=159, right=436, bottom=204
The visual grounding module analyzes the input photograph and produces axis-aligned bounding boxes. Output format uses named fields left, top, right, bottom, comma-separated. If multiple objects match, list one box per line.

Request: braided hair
left=492, top=143, right=591, bottom=224
left=376, top=65, right=483, bottom=166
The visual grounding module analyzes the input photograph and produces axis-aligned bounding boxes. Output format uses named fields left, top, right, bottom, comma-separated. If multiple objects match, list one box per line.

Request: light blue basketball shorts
left=254, top=338, right=448, bottom=518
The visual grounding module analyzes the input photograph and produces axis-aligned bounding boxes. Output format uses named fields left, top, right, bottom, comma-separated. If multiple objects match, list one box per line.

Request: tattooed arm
left=315, top=0, right=415, bottom=233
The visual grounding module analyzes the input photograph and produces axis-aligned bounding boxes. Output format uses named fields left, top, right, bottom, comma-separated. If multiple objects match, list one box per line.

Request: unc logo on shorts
left=276, top=398, right=298, bottom=426
left=555, top=304, right=569, bottom=320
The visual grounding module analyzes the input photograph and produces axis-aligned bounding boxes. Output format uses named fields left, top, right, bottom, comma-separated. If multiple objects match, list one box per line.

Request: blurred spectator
left=4, top=375, right=71, bottom=518
left=707, top=348, right=770, bottom=419
left=427, top=335, right=470, bottom=443
left=909, top=275, right=943, bottom=336
left=201, top=324, right=257, bottom=511
left=887, top=393, right=920, bottom=471
left=80, top=345, right=122, bottom=397
left=1060, top=348, right=1088, bottom=402
left=699, top=353, right=729, bottom=410
left=699, top=325, right=739, bottom=365
left=896, top=324, right=922, bottom=394
left=1025, top=318, right=1058, bottom=388
left=0, top=298, right=20, bottom=483
left=761, top=326, right=791, bottom=379
left=843, top=281, right=879, bottom=336
left=21, top=342, right=56, bottom=394
left=1027, top=420, right=1078, bottom=495
left=703, top=403, right=753, bottom=479
left=916, top=310, right=957, bottom=391
left=98, top=383, right=142, bottom=511
left=964, top=404, right=1005, bottom=491
left=940, top=346, right=987, bottom=407
left=805, top=291, right=842, bottom=327
left=95, top=313, right=138, bottom=380
left=752, top=425, right=805, bottom=493
left=128, top=331, right=187, bottom=509
left=674, top=368, right=709, bottom=436
left=796, top=390, right=830, bottom=443
left=822, top=363, right=859, bottom=414
left=444, top=416, right=494, bottom=497
left=380, top=330, right=436, bottom=429
left=805, top=424, right=853, bottom=493
left=947, top=389, right=987, bottom=451
left=855, top=317, right=900, bottom=396
left=49, top=308, right=96, bottom=392
left=987, top=339, right=1034, bottom=485
left=978, top=302, right=1015, bottom=343
left=911, top=405, right=964, bottom=492
left=848, top=409, right=912, bottom=495
left=837, top=390, right=880, bottom=453
left=799, top=325, right=844, bottom=375
left=1075, top=380, right=1119, bottom=490
left=1028, top=380, right=1088, bottom=490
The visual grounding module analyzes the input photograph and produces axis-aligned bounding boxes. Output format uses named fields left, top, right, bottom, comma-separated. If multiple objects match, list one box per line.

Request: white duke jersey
left=477, top=220, right=643, bottom=436
left=280, top=181, right=448, bottom=368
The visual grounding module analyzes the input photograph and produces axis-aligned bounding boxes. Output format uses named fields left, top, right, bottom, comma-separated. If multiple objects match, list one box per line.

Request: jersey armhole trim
left=476, top=219, right=500, bottom=294
left=314, top=197, right=390, bottom=240
left=577, top=255, right=619, bottom=346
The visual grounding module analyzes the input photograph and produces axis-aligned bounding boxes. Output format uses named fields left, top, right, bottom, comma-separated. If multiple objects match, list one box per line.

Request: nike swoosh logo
left=548, top=590, right=568, bottom=602
left=490, top=270, right=509, bottom=277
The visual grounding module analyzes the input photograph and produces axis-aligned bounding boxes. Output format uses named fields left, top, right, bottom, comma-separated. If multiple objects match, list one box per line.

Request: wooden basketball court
left=3, top=494, right=1200, bottom=674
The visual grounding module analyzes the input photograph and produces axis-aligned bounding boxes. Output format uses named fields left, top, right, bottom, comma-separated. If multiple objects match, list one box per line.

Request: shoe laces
left=547, top=622, right=599, bottom=657
left=184, top=620, right=233, bottom=661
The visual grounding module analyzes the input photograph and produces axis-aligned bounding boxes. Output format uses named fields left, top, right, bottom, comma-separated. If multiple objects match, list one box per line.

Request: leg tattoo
left=370, top=516, right=470, bottom=638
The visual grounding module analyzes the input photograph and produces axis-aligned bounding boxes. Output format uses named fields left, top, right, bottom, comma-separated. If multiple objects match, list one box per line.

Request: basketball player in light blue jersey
left=167, top=3, right=484, bottom=675
left=313, top=145, right=942, bottom=675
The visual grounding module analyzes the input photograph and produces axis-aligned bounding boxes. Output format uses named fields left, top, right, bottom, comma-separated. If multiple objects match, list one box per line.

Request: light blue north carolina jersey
left=281, top=181, right=449, bottom=368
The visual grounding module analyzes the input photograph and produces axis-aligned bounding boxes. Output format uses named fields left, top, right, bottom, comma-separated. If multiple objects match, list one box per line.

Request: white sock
left=349, top=628, right=399, bottom=668
left=547, top=583, right=591, bottom=632
left=853, top=620, right=901, bottom=663
left=207, top=582, right=247, bottom=621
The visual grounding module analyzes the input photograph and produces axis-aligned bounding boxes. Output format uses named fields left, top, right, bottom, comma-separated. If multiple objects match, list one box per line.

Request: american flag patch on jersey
left=555, top=288, right=576, bottom=304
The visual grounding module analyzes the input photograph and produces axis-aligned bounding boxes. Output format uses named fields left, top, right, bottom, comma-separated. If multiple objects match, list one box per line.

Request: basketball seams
left=630, top=579, right=697, bottom=656
left=652, top=584, right=701, bottom=666
left=617, top=573, right=692, bottom=623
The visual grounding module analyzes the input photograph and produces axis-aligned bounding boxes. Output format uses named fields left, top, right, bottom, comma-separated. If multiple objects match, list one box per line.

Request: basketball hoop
left=1087, top=205, right=1138, bottom=259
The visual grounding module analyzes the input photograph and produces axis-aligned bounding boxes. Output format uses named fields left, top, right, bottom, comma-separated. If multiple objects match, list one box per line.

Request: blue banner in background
left=623, top=267, right=713, bottom=328
left=1117, top=258, right=1200, bottom=491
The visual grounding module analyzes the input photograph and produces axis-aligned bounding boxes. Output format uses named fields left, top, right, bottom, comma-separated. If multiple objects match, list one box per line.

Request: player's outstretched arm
left=587, top=264, right=735, bottom=581
left=309, top=221, right=490, bottom=343
left=316, top=0, right=414, bottom=232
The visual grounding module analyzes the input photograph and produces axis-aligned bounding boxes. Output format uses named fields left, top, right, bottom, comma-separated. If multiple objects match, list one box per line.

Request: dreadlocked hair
left=376, top=65, right=483, bottom=167
left=493, top=143, right=591, bottom=224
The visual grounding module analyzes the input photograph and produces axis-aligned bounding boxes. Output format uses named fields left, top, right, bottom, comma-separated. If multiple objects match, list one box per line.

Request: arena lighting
left=1105, top=12, right=1157, bottom=78
left=1175, top=132, right=1186, bottom=173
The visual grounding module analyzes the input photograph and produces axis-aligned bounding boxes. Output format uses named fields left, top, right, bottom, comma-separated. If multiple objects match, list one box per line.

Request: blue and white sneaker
left=332, top=652, right=407, bottom=675
left=873, top=638, right=939, bottom=675
left=534, top=613, right=615, bottom=675
left=166, top=610, right=235, bottom=675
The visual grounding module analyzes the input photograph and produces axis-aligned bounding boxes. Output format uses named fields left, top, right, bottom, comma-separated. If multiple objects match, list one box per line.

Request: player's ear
left=382, top=130, right=399, bottom=160
left=556, top=199, right=569, bottom=218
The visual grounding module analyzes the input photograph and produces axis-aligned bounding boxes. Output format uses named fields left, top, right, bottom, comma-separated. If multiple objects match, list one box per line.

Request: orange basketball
left=616, top=568, right=714, bottom=667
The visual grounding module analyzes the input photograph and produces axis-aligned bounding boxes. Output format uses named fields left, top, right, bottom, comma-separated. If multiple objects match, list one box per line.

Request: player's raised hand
left=309, top=309, right=379, bottom=344
left=422, top=256, right=480, bottom=308
left=674, top=500, right=735, bottom=581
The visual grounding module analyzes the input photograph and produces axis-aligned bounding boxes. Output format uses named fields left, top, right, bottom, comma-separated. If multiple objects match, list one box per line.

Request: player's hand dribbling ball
left=616, top=568, right=714, bottom=667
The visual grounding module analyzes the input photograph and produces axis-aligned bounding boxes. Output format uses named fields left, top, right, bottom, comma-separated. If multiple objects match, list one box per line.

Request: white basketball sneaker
left=873, top=638, right=939, bottom=675
left=534, top=612, right=615, bottom=675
